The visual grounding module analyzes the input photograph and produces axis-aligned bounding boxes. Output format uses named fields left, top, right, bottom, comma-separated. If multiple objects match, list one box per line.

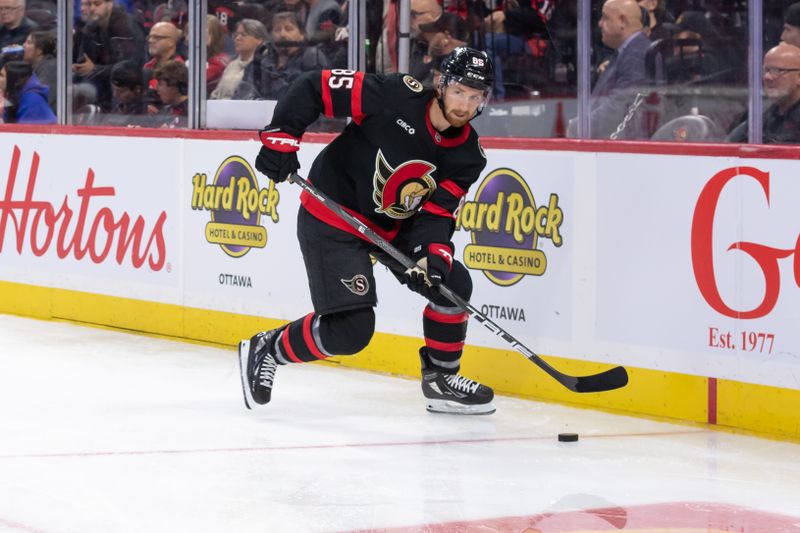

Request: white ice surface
left=1, top=314, right=799, bottom=533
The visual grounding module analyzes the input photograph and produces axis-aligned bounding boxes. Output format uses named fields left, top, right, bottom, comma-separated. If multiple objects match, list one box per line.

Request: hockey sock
left=272, top=308, right=375, bottom=364
left=423, top=302, right=469, bottom=372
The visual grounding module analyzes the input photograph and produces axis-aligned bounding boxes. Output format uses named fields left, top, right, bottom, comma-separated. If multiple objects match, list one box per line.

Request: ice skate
left=419, top=348, right=495, bottom=415
left=238, top=329, right=281, bottom=409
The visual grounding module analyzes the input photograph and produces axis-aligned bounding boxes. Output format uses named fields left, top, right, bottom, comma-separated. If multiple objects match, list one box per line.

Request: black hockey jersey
left=267, top=69, right=487, bottom=253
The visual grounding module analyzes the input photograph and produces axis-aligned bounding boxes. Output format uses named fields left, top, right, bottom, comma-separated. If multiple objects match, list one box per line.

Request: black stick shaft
left=288, top=173, right=628, bottom=393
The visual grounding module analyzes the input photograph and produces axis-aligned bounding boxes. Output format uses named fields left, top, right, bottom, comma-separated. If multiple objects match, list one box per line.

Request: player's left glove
left=256, top=127, right=301, bottom=183
left=404, top=243, right=454, bottom=300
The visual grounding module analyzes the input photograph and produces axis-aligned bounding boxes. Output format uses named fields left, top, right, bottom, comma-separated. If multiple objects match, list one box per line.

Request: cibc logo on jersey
left=191, top=156, right=280, bottom=258
left=456, top=168, right=564, bottom=286
left=373, top=150, right=436, bottom=219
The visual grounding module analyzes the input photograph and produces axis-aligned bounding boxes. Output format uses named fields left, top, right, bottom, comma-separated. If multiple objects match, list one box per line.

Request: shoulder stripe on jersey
left=421, top=202, right=454, bottom=219
left=321, top=70, right=333, bottom=118
left=352, top=72, right=366, bottom=125
left=439, top=179, right=466, bottom=198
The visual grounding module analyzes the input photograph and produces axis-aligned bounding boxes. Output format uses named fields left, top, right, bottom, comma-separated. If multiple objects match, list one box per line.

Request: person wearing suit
left=586, top=0, right=651, bottom=139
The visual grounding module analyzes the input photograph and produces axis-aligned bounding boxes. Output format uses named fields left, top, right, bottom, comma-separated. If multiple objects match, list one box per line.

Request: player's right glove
left=404, top=243, right=454, bottom=300
left=256, top=127, right=301, bottom=183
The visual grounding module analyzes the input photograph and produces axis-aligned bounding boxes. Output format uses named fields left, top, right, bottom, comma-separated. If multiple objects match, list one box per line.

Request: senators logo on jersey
left=372, top=150, right=436, bottom=219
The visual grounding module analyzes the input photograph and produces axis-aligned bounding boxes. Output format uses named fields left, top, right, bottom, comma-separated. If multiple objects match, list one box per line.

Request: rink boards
left=0, top=127, right=798, bottom=439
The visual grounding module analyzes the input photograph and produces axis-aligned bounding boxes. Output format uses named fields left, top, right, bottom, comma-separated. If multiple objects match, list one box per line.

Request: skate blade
left=426, top=399, right=496, bottom=415
left=238, top=340, right=254, bottom=410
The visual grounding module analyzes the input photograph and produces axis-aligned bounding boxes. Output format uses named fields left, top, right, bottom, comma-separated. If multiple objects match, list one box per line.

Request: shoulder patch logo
left=341, top=274, right=370, bottom=296
left=403, top=75, right=423, bottom=93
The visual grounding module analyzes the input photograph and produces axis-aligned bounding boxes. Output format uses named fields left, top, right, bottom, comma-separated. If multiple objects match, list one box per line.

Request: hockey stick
left=288, top=173, right=628, bottom=393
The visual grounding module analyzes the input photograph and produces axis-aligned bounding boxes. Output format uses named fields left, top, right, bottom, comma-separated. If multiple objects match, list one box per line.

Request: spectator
left=143, top=22, right=183, bottom=92
left=304, top=0, right=341, bottom=42
left=21, top=29, right=54, bottom=111
left=0, top=59, right=56, bottom=123
left=72, top=0, right=90, bottom=36
left=103, top=59, right=150, bottom=126
left=663, top=11, right=722, bottom=83
left=72, top=0, right=145, bottom=111
left=727, top=42, right=800, bottom=144
left=206, top=14, right=229, bottom=94
left=151, top=59, right=188, bottom=127
left=373, top=0, right=397, bottom=73
left=278, top=0, right=308, bottom=22
left=0, top=0, right=37, bottom=49
left=638, top=0, right=672, bottom=41
left=782, top=2, right=800, bottom=48
left=570, top=0, right=650, bottom=138
left=210, top=18, right=266, bottom=100
left=418, top=13, right=469, bottom=86
left=483, top=0, right=553, bottom=100
left=256, top=11, right=328, bottom=100
left=409, top=0, right=444, bottom=81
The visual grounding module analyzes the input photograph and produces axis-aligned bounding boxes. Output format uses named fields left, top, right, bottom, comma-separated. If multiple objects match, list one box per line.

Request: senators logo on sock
left=372, top=150, right=436, bottom=220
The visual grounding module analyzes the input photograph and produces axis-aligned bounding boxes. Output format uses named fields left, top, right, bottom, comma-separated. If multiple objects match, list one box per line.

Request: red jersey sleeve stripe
left=439, top=179, right=466, bottom=198
left=302, top=313, right=327, bottom=360
left=351, top=71, right=366, bottom=125
left=421, top=202, right=455, bottom=219
left=320, top=70, right=334, bottom=118
left=423, top=306, right=469, bottom=324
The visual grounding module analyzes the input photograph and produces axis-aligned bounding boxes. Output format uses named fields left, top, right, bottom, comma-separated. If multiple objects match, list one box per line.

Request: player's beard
left=444, top=108, right=473, bottom=128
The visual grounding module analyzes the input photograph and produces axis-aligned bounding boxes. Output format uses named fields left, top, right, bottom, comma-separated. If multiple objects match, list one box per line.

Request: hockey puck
left=558, top=432, right=579, bottom=442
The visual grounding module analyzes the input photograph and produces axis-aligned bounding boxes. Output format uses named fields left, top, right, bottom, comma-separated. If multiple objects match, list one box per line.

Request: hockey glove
left=404, top=243, right=454, bottom=300
left=256, top=128, right=301, bottom=183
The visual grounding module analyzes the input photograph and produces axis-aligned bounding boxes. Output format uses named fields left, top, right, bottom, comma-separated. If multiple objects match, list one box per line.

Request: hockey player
left=240, top=47, right=496, bottom=415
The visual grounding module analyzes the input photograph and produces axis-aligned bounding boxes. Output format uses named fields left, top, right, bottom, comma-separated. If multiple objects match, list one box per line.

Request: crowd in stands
left=0, top=0, right=347, bottom=126
left=0, top=0, right=799, bottom=143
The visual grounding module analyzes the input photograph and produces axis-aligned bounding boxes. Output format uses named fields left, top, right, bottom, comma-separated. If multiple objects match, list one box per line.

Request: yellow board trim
left=2, top=280, right=798, bottom=440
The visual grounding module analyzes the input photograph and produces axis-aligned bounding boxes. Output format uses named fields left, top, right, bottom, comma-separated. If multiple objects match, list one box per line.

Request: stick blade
left=573, top=366, right=629, bottom=393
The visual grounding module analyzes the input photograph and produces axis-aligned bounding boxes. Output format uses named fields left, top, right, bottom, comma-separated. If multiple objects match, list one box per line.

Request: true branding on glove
left=259, top=129, right=302, bottom=152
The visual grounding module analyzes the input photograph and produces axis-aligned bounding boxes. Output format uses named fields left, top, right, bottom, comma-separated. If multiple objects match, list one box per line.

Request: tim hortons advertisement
left=595, top=154, right=800, bottom=388
left=0, top=136, right=179, bottom=303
